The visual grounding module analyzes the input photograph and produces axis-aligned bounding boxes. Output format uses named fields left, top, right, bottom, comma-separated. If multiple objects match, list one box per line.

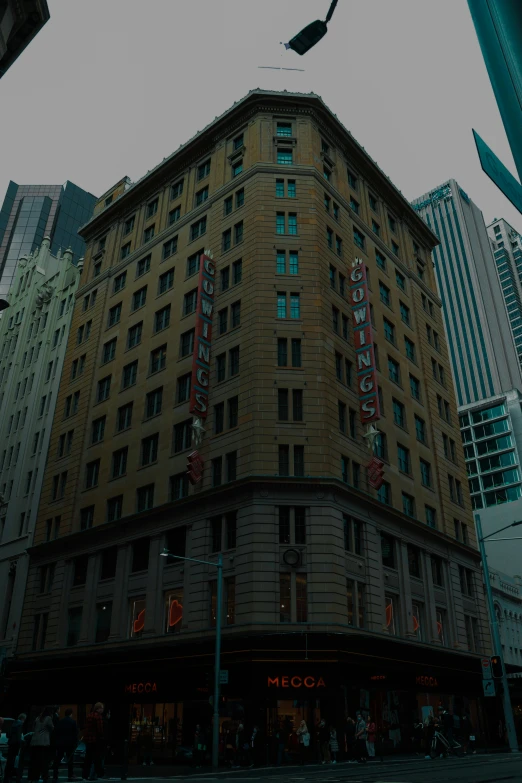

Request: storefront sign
left=267, top=675, right=326, bottom=689
left=367, top=455, right=385, bottom=490
left=415, top=675, right=439, bottom=688
left=350, top=258, right=380, bottom=424
left=124, top=682, right=158, bottom=694
left=189, top=252, right=215, bottom=420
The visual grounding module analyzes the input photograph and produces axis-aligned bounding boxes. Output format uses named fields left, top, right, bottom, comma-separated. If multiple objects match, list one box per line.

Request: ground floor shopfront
left=4, top=632, right=507, bottom=762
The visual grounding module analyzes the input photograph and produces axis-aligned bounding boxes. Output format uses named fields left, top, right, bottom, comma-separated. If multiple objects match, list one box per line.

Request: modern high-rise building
left=0, top=238, right=81, bottom=658
left=412, top=180, right=522, bottom=407
left=9, top=91, right=497, bottom=752
left=0, top=0, right=50, bottom=79
left=487, top=218, right=522, bottom=372
left=0, top=181, right=97, bottom=300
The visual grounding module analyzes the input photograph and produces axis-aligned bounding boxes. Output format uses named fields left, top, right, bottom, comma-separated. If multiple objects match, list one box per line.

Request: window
left=112, top=447, right=128, bottom=478
left=132, top=286, right=147, bottom=311
left=146, top=198, right=158, bottom=219
left=229, top=346, right=239, bottom=376
left=276, top=122, right=292, bottom=137
left=343, top=515, right=363, bottom=556
left=277, top=149, right=293, bottom=165
left=190, top=216, right=207, bottom=241
left=171, top=179, right=183, bottom=199
left=186, top=251, right=201, bottom=277
left=120, top=243, right=131, bottom=261
left=333, top=202, right=340, bottom=220
left=353, top=227, right=365, bottom=250
left=102, top=338, right=117, bottom=364
left=278, top=389, right=289, bottom=421
left=381, top=533, right=395, bottom=568
left=196, top=186, right=209, bottom=206
left=339, top=398, right=346, bottom=434
left=136, top=256, right=151, bottom=278
left=66, top=608, right=82, bottom=647
left=460, top=566, right=474, bottom=597
left=106, top=494, right=123, bottom=522
left=402, top=492, right=415, bottom=517
left=80, top=506, right=94, bottom=531
left=400, top=301, right=410, bottom=325
left=214, top=402, right=225, bottom=434
left=278, top=445, right=290, bottom=476
left=323, top=166, right=331, bottom=181
left=277, top=292, right=287, bottom=318
left=108, top=302, right=122, bottom=326
left=415, top=415, right=427, bottom=443
left=379, top=281, right=391, bottom=307
left=170, top=470, right=189, bottom=500
left=122, top=361, right=138, bottom=389
left=212, top=456, right=222, bottom=486
left=197, top=159, right=211, bottom=180
left=91, top=416, right=106, bottom=444
left=137, top=484, right=154, bottom=513
left=395, top=270, right=405, bottom=290
left=231, top=300, right=241, bottom=328
left=163, top=236, right=178, bottom=261
left=235, top=188, right=245, bottom=208
left=85, top=459, right=100, bottom=489
left=216, top=353, right=226, bottom=382
left=226, top=450, right=237, bottom=481
left=154, top=304, right=171, bottom=332
left=350, top=197, right=359, bottom=215
left=465, top=615, right=479, bottom=652
left=287, top=180, right=296, bottom=198
left=330, top=264, right=336, bottom=289
left=388, top=356, right=400, bottom=384
left=425, top=505, right=437, bottom=528
left=349, top=408, right=356, bottom=438
left=410, top=374, right=421, bottom=400
left=231, top=258, right=242, bottom=284
left=398, top=443, right=410, bottom=473
left=348, top=170, right=358, bottom=189
left=392, top=240, right=400, bottom=256
left=404, top=337, right=416, bottom=361
left=288, top=214, right=297, bottom=235
left=97, top=376, right=111, bottom=402
left=408, top=545, right=421, bottom=578
left=289, top=293, right=300, bottom=319
left=150, top=344, right=167, bottom=373
left=232, top=160, right=243, bottom=178
left=116, top=403, right=132, bottom=432
left=143, top=225, right=155, bottom=243
left=176, top=373, right=191, bottom=404
left=173, top=419, right=192, bottom=453
left=383, top=318, right=395, bottom=344
left=183, top=289, right=197, bottom=316
left=124, top=215, right=135, bottom=235
left=141, top=434, right=159, bottom=466
left=279, top=573, right=291, bottom=623
left=158, top=267, right=174, bottom=295
left=420, top=459, right=432, bottom=487
left=180, top=329, right=194, bottom=357
left=226, top=395, right=238, bottom=429
left=127, top=322, right=143, bottom=349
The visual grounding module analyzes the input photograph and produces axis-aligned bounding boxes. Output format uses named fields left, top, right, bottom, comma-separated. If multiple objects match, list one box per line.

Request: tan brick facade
left=16, top=91, right=489, bottom=671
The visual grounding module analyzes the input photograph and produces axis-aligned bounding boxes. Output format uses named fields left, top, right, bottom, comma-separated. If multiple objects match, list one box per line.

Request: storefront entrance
left=129, top=702, right=183, bottom=763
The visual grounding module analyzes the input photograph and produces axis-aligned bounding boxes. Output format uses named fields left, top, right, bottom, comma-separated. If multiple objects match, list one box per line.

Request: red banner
left=189, top=253, right=215, bottom=420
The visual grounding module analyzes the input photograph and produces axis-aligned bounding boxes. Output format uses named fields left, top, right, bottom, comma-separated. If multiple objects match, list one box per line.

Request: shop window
left=165, top=588, right=184, bottom=633
left=384, top=594, right=398, bottom=635
left=95, top=602, right=112, bottom=643
left=100, top=547, right=118, bottom=580
left=130, top=597, right=146, bottom=638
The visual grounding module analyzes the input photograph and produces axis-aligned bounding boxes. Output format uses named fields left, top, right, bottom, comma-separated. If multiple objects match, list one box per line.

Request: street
left=93, top=754, right=522, bottom=783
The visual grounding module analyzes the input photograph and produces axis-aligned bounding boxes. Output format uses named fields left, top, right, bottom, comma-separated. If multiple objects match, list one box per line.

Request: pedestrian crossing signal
left=491, top=656, right=503, bottom=678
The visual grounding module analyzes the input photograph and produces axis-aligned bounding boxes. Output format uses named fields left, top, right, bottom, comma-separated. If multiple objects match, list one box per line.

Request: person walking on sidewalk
left=28, top=706, right=54, bottom=783
left=355, top=713, right=368, bottom=764
left=366, top=715, right=376, bottom=758
left=329, top=727, right=338, bottom=764
left=318, top=719, right=330, bottom=764
left=296, top=720, right=310, bottom=766
left=53, top=708, right=78, bottom=782
left=345, top=716, right=356, bottom=761
left=81, top=703, right=105, bottom=781
left=4, top=713, right=26, bottom=783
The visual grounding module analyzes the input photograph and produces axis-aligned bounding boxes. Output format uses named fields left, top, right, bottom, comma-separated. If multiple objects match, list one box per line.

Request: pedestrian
left=355, top=713, right=368, bottom=763
left=53, top=708, right=78, bottom=782
left=440, top=706, right=454, bottom=747
left=345, top=716, right=356, bottom=762
left=275, top=722, right=286, bottom=766
left=329, top=727, right=338, bottom=764
left=193, top=724, right=205, bottom=768
left=366, top=715, right=376, bottom=758
left=81, top=702, right=105, bottom=781
left=248, top=724, right=261, bottom=767
left=139, top=728, right=153, bottom=766
left=318, top=719, right=330, bottom=764
left=28, top=706, right=54, bottom=783
left=296, top=720, right=310, bottom=765
left=100, top=708, right=111, bottom=776
left=233, top=723, right=246, bottom=769
left=462, top=712, right=476, bottom=755
left=412, top=718, right=424, bottom=756
left=5, top=712, right=26, bottom=783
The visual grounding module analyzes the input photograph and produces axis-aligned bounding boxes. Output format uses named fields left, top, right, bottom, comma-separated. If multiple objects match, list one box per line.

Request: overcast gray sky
left=1, top=0, right=520, bottom=231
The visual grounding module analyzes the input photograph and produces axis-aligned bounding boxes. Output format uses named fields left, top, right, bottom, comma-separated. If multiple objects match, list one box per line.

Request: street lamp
left=160, top=548, right=223, bottom=771
left=285, top=0, right=339, bottom=55
left=475, top=514, right=522, bottom=753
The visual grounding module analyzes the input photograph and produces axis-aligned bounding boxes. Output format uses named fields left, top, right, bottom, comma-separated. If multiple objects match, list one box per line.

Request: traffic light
left=491, top=655, right=504, bottom=678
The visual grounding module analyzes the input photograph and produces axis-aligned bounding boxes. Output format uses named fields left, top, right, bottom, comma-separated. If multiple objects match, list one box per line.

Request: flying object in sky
left=284, top=0, right=339, bottom=55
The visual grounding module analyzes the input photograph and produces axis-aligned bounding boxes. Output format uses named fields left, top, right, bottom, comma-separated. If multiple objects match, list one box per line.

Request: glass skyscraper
left=0, top=181, right=97, bottom=299
left=487, top=218, right=522, bottom=374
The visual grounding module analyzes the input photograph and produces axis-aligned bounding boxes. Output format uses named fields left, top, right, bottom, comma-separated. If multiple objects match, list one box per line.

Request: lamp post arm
left=162, top=551, right=220, bottom=569
left=479, top=521, right=522, bottom=542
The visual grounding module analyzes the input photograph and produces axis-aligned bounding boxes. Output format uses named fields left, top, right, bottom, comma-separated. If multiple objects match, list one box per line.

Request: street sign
left=473, top=130, right=522, bottom=215
left=483, top=678, right=496, bottom=697
left=219, top=670, right=229, bottom=684
left=482, top=657, right=492, bottom=680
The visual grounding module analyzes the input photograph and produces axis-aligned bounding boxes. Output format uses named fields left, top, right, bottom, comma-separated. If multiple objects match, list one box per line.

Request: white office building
left=0, top=237, right=81, bottom=656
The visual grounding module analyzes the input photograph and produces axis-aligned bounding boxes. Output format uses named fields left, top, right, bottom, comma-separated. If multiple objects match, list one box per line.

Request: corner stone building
left=11, top=91, right=497, bottom=753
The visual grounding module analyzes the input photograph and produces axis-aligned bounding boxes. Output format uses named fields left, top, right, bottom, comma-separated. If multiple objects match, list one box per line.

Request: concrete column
left=421, top=551, right=439, bottom=643
left=109, top=545, right=130, bottom=640
left=398, top=541, right=415, bottom=637
left=143, top=535, right=163, bottom=636
left=78, top=555, right=99, bottom=643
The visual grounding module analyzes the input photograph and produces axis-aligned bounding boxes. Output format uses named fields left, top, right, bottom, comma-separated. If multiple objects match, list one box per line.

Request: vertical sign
left=189, top=252, right=215, bottom=420
left=350, top=258, right=380, bottom=423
